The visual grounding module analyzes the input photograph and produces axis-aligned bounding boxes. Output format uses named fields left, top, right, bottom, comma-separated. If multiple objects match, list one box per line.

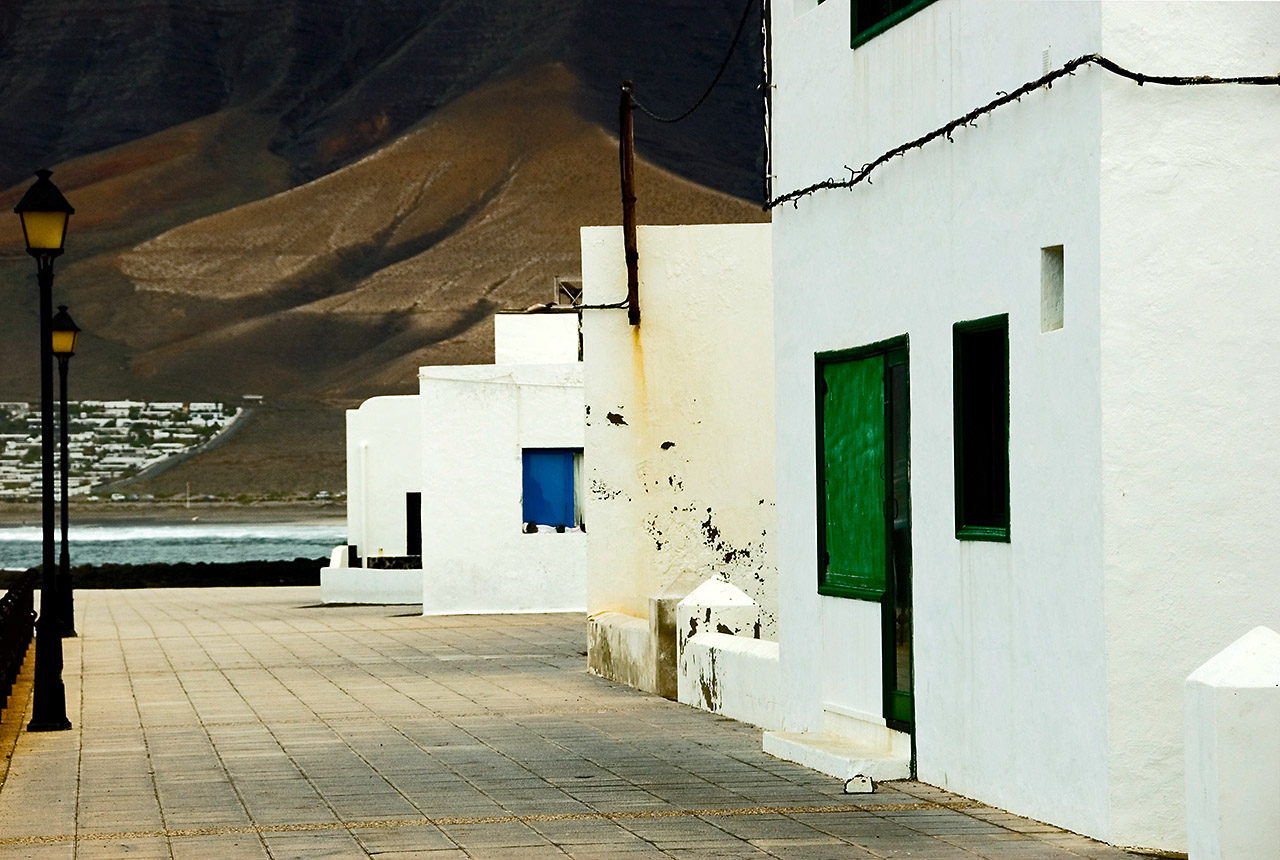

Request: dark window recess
left=851, top=0, right=936, bottom=47
left=953, top=315, right=1010, bottom=541
left=405, top=492, right=422, bottom=556
left=347, top=544, right=360, bottom=567
left=522, top=448, right=577, bottom=529
left=366, top=555, right=421, bottom=570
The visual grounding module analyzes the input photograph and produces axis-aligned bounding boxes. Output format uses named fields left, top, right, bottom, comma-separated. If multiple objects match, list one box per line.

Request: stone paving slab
left=0, top=588, right=1162, bottom=859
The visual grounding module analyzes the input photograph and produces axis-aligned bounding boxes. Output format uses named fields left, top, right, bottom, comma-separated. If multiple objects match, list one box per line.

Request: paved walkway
left=0, top=589, right=1154, bottom=860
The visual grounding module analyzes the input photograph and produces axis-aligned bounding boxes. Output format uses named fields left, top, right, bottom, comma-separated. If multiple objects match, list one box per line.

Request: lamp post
left=51, top=305, right=80, bottom=638
left=15, top=169, right=74, bottom=732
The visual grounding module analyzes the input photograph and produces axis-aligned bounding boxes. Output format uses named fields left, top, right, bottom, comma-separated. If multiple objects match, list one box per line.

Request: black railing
left=0, top=569, right=38, bottom=722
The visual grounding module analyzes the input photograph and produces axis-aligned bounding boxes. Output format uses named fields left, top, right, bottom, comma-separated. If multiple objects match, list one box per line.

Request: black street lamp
left=15, top=169, right=73, bottom=732
left=51, top=305, right=80, bottom=638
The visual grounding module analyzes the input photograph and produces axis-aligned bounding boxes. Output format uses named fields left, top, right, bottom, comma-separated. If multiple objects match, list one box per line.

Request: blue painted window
left=522, top=449, right=578, bottom=528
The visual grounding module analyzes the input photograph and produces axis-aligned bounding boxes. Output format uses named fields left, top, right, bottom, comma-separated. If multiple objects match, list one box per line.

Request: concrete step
left=763, top=730, right=911, bottom=782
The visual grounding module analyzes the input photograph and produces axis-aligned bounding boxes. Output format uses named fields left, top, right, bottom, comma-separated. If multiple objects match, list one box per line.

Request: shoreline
left=0, top=500, right=346, bottom=528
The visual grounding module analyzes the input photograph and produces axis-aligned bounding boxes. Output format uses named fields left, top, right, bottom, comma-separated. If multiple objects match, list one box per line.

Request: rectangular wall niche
left=1041, top=245, right=1064, bottom=332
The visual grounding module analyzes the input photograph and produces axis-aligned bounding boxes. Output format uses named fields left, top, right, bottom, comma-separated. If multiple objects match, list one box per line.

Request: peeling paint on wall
left=581, top=223, right=776, bottom=635
left=699, top=647, right=720, bottom=711
left=589, top=479, right=627, bottom=502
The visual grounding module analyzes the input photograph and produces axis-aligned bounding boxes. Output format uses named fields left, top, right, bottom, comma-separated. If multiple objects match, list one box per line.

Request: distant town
left=0, top=400, right=243, bottom=501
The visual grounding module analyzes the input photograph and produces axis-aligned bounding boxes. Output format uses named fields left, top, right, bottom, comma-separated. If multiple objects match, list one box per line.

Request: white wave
left=0, top=523, right=346, bottom=543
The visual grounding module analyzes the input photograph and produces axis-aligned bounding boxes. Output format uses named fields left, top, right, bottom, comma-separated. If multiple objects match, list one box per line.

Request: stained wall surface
left=581, top=224, right=777, bottom=634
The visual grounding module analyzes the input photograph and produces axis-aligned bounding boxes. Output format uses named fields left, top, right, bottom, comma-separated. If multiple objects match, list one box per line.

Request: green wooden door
left=818, top=344, right=914, bottom=734
left=820, top=356, right=886, bottom=599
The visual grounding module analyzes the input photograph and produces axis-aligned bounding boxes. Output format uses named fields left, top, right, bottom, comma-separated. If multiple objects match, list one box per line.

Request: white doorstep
left=763, top=731, right=911, bottom=782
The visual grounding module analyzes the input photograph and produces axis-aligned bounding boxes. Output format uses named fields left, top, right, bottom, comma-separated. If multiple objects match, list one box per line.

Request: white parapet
left=320, top=565, right=423, bottom=605
left=680, top=632, right=781, bottom=730
left=673, top=579, right=780, bottom=727
left=587, top=611, right=655, bottom=693
left=676, top=578, right=761, bottom=648
left=494, top=312, right=580, bottom=365
left=1185, top=626, right=1280, bottom=860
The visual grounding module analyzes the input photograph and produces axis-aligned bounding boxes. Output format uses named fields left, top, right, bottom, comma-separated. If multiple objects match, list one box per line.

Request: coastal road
left=0, top=589, right=1150, bottom=859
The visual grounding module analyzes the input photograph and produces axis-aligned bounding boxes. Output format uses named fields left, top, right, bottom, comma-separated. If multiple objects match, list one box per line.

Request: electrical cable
left=632, top=0, right=758, bottom=124
left=767, top=53, right=1280, bottom=210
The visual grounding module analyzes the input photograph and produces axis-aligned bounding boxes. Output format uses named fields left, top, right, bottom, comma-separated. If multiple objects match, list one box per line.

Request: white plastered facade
left=494, top=312, right=580, bottom=365
left=418, top=362, right=586, bottom=615
left=323, top=315, right=586, bottom=611
left=770, top=0, right=1280, bottom=852
left=581, top=224, right=779, bottom=706
left=582, top=223, right=777, bottom=628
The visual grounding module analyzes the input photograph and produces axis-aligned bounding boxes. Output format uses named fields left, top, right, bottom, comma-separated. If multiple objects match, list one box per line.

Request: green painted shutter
left=821, top=355, right=886, bottom=599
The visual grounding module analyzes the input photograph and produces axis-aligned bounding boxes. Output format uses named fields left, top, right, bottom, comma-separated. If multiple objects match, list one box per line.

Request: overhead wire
left=767, top=53, right=1280, bottom=211
left=631, top=0, right=758, bottom=124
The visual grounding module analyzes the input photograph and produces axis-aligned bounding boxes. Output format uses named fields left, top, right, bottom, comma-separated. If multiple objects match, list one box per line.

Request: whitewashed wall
left=772, top=0, right=1110, bottom=842
left=418, top=364, right=586, bottom=614
left=345, top=395, right=423, bottom=561
left=772, top=0, right=1280, bottom=852
left=1097, top=5, right=1280, bottom=849
left=581, top=224, right=777, bottom=634
left=494, top=312, right=580, bottom=365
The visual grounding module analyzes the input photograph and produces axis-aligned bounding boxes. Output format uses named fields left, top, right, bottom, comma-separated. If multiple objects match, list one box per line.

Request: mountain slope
left=0, top=0, right=764, bottom=200
left=0, top=0, right=768, bottom=495
left=41, top=64, right=763, bottom=406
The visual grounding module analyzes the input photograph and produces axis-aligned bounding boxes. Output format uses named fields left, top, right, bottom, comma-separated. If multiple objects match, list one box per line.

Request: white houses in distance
left=323, top=309, right=586, bottom=613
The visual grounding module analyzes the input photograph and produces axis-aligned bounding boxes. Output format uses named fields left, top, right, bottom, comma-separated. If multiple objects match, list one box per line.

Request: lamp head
left=50, top=305, right=80, bottom=357
left=14, top=169, right=74, bottom=256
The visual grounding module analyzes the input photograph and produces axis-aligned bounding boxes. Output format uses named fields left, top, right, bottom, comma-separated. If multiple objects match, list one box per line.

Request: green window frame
left=953, top=314, right=1010, bottom=541
left=815, top=336, right=908, bottom=600
left=850, top=0, right=938, bottom=48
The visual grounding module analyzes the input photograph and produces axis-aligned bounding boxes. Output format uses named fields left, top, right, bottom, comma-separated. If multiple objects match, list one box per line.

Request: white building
left=336, top=394, right=423, bottom=602
left=322, top=310, right=587, bottom=613
left=417, top=360, right=585, bottom=615
left=581, top=223, right=781, bottom=726
left=768, top=0, right=1280, bottom=853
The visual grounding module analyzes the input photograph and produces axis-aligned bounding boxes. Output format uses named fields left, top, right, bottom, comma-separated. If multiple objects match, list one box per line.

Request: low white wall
left=581, top=223, right=777, bottom=634
left=418, top=363, right=586, bottom=615
left=676, top=579, right=761, bottom=649
left=679, top=633, right=781, bottom=730
left=1185, top=627, right=1280, bottom=860
left=346, top=395, right=422, bottom=563
left=494, top=312, right=580, bottom=365
left=320, top=566, right=423, bottom=605
left=588, top=611, right=655, bottom=692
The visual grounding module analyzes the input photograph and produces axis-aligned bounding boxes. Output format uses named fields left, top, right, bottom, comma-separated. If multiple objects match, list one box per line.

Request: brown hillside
left=0, top=64, right=765, bottom=495
left=61, top=64, right=765, bottom=404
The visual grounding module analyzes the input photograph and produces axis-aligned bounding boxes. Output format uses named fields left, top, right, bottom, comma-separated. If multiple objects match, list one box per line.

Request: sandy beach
left=0, top=500, right=346, bottom=528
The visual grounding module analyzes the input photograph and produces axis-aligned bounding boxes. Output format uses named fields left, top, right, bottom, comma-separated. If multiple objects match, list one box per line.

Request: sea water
left=0, top=522, right=346, bottom=570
